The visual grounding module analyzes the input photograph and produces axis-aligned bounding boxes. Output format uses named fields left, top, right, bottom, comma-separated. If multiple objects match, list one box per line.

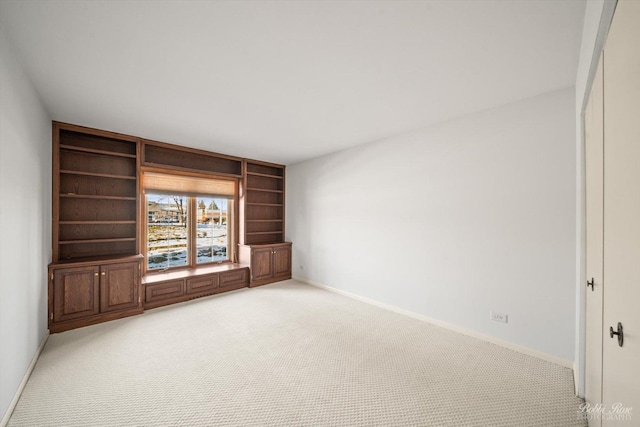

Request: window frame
left=141, top=169, right=239, bottom=275
left=190, top=195, right=235, bottom=267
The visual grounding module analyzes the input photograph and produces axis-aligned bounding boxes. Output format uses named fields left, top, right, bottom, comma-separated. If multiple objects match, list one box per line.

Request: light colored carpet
left=8, top=280, right=585, bottom=426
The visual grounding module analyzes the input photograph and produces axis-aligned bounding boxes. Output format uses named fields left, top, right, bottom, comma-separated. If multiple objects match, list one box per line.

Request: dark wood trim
left=233, top=179, right=239, bottom=263
left=248, top=274, right=292, bottom=288
left=59, top=170, right=137, bottom=180
left=60, top=194, right=137, bottom=201
left=246, top=171, right=284, bottom=179
left=50, top=254, right=143, bottom=268
left=243, top=158, right=285, bottom=168
left=239, top=159, right=247, bottom=247
left=53, top=121, right=139, bottom=143
left=140, top=165, right=240, bottom=181
left=282, top=165, right=286, bottom=245
left=246, top=188, right=284, bottom=193
left=59, top=221, right=137, bottom=225
left=139, top=162, right=242, bottom=179
left=59, top=144, right=137, bottom=158
left=59, top=237, right=137, bottom=245
left=135, top=138, right=142, bottom=262
left=49, top=307, right=144, bottom=333
left=52, top=123, right=61, bottom=261
left=188, top=196, right=196, bottom=267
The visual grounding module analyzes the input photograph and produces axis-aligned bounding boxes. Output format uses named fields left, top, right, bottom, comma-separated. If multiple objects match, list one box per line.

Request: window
left=147, top=195, right=189, bottom=270
left=195, top=197, right=230, bottom=264
left=144, top=173, right=236, bottom=271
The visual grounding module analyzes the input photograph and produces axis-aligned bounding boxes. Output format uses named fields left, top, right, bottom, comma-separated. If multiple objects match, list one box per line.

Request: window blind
left=144, top=172, right=235, bottom=198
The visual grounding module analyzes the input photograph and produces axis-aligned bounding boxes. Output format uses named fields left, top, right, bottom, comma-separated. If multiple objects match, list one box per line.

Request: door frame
left=575, top=0, right=618, bottom=398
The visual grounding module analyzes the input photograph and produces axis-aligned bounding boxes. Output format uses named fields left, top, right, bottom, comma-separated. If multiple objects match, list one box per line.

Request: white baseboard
left=0, top=332, right=49, bottom=427
left=293, top=276, right=573, bottom=369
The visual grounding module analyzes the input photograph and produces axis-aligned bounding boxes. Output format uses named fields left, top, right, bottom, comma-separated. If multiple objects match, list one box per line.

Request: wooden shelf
left=246, top=172, right=284, bottom=179
left=246, top=203, right=283, bottom=207
left=246, top=187, right=283, bottom=193
left=60, top=194, right=136, bottom=201
left=59, top=237, right=136, bottom=245
left=51, top=253, right=142, bottom=266
left=60, top=144, right=137, bottom=158
left=59, top=220, right=136, bottom=225
left=246, top=231, right=283, bottom=236
left=60, top=170, right=136, bottom=180
left=246, top=219, right=283, bottom=223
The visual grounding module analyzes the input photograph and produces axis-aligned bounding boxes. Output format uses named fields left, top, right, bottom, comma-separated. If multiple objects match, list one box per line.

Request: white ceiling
left=1, top=0, right=586, bottom=165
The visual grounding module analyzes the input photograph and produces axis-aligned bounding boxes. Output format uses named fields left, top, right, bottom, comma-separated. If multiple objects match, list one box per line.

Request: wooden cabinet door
left=100, top=262, right=139, bottom=313
left=53, top=265, right=100, bottom=322
left=273, top=245, right=291, bottom=278
left=219, top=268, right=249, bottom=288
left=252, top=247, right=274, bottom=281
left=145, top=279, right=185, bottom=305
left=186, top=274, right=219, bottom=295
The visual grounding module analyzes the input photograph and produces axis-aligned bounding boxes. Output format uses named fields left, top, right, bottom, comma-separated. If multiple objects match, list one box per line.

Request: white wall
left=0, top=30, right=51, bottom=423
left=573, top=0, right=616, bottom=398
left=287, top=88, right=576, bottom=363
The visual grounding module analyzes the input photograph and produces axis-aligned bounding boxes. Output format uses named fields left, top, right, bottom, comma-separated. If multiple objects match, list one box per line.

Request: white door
left=602, top=1, right=640, bottom=425
left=584, top=53, right=604, bottom=426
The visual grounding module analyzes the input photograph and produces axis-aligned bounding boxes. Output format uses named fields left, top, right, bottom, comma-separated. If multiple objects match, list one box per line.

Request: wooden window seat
left=143, top=263, right=249, bottom=309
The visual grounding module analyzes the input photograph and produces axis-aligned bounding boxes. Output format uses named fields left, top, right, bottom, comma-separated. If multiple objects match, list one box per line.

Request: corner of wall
left=0, top=333, right=49, bottom=427
left=0, top=29, right=52, bottom=423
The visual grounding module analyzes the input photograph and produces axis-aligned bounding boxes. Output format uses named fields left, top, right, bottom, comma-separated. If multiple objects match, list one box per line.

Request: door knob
left=609, top=322, right=623, bottom=347
left=587, top=278, right=594, bottom=291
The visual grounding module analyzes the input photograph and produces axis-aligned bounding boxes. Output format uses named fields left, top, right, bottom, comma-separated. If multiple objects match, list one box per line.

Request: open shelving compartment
left=54, top=125, right=139, bottom=261
left=242, top=161, right=285, bottom=245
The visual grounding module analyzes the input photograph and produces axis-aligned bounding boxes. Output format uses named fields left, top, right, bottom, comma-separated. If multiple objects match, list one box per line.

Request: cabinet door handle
left=587, top=278, right=594, bottom=291
left=101, top=272, right=106, bottom=276
left=609, top=322, right=623, bottom=347
left=94, top=272, right=99, bottom=276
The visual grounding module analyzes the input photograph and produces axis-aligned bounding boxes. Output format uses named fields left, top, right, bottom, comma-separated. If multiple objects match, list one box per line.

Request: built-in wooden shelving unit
left=239, top=160, right=291, bottom=287
left=54, top=124, right=139, bottom=261
left=141, top=139, right=243, bottom=178
left=242, top=160, right=286, bottom=245
left=49, top=122, right=290, bottom=332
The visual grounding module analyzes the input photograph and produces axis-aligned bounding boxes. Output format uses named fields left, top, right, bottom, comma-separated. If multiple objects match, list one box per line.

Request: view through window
left=196, top=197, right=230, bottom=264
left=146, top=194, right=232, bottom=270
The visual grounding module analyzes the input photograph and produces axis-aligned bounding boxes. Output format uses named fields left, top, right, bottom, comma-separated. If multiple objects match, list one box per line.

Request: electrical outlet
left=490, top=311, right=508, bottom=323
